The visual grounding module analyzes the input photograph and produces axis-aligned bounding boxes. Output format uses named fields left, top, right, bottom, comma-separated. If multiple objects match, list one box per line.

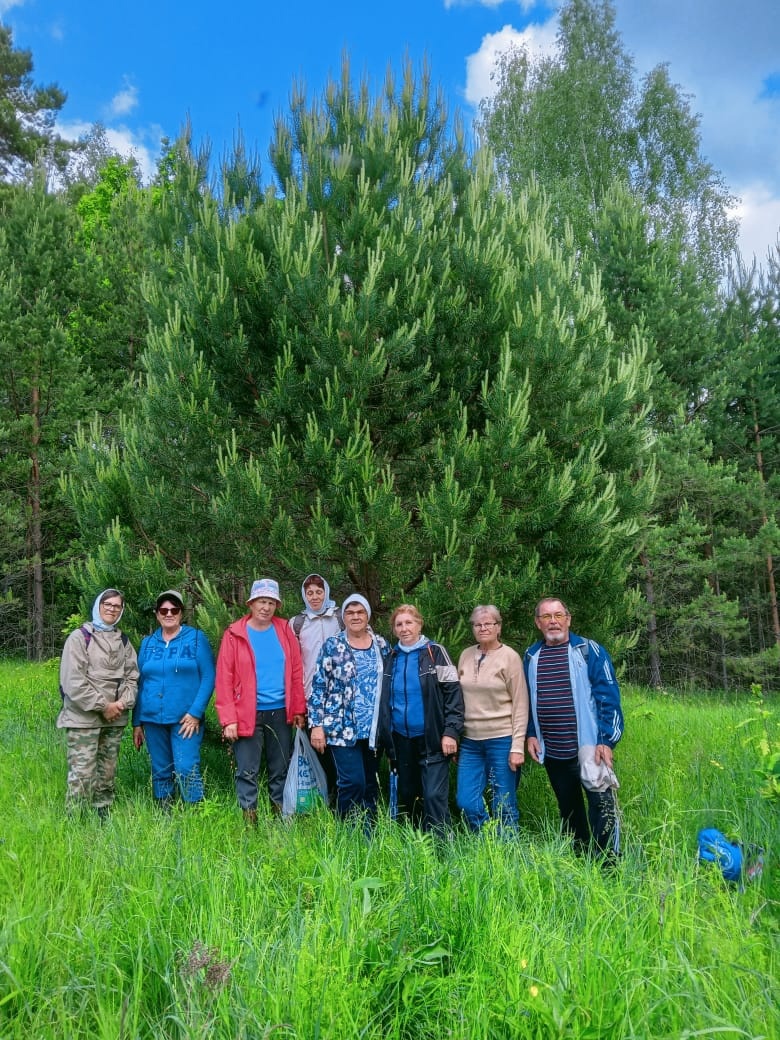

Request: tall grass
left=0, top=662, right=777, bottom=1039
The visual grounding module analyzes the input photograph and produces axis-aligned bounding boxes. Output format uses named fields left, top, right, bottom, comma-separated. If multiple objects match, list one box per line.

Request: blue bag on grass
left=697, top=827, right=743, bottom=882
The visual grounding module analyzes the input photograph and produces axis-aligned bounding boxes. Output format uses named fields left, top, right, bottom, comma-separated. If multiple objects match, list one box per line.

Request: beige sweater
left=457, top=643, right=529, bottom=752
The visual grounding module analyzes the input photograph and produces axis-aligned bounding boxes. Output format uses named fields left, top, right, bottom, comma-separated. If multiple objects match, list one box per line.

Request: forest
left=1, top=0, right=778, bottom=691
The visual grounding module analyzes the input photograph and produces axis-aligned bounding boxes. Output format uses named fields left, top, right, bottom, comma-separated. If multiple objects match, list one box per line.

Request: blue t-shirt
left=390, top=647, right=425, bottom=738
left=247, top=626, right=286, bottom=711
left=352, top=645, right=379, bottom=740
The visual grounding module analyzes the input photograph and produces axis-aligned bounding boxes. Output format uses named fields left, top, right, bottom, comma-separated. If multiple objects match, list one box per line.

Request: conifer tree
left=0, top=24, right=72, bottom=180
left=66, top=61, right=654, bottom=651
left=0, top=181, right=94, bottom=656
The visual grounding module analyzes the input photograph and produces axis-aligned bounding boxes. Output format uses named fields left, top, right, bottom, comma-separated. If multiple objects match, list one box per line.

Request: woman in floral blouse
left=309, top=594, right=389, bottom=823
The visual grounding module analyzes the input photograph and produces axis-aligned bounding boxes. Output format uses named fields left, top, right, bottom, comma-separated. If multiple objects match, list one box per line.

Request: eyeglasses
left=472, top=621, right=498, bottom=629
left=158, top=606, right=181, bottom=616
left=102, top=602, right=122, bottom=612
left=538, top=612, right=568, bottom=622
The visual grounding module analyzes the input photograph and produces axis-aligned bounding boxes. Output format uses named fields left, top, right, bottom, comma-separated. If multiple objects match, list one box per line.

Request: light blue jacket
left=524, top=633, right=623, bottom=762
left=133, top=625, right=216, bottom=725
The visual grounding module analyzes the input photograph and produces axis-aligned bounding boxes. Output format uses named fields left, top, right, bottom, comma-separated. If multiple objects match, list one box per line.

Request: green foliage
left=0, top=180, right=95, bottom=656
left=0, top=23, right=72, bottom=181
left=477, top=0, right=776, bottom=687
left=75, top=155, right=140, bottom=239
left=478, top=0, right=737, bottom=281
left=65, top=60, right=654, bottom=649
left=737, top=684, right=780, bottom=802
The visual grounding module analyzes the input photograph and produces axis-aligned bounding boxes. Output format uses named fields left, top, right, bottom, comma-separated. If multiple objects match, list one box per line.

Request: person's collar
left=397, top=636, right=428, bottom=653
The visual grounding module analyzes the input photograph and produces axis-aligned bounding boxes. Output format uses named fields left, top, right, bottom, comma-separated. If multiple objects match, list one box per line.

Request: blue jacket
left=378, top=640, right=464, bottom=760
left=309, top=630, right=390, bottom=748
left=133, top=625, right=216, bottom=725
left=523, top=633, right=623, bottom=762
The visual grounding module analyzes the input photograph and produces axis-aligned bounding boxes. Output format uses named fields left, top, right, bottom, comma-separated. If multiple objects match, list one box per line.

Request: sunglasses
left=157, top=606, right=181, bottom=616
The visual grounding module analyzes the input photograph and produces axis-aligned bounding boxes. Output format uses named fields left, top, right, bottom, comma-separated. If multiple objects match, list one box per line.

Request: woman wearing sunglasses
left=132, top=590, right=216, bottom=808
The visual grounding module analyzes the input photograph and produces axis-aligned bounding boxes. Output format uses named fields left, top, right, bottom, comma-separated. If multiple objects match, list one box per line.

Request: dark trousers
left=544, top=754, right=619, bottom=855
left=309, top=729, right=338, bottom=807
left=233, top=709, right=291, bottom=810
left=392, top=732, right=452, bottom=835
left=330, top=740, right=379, bottom=822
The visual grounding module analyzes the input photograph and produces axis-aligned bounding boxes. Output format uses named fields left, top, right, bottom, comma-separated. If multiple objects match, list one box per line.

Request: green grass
left=1, top=662, right=777, bottom=1039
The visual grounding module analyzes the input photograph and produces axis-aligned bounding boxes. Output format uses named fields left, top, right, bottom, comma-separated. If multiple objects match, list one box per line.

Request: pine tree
left=66, top=61, right=654, bottom=652
left=0, top=24, right=72, bottom=181
left=0, top=181, right=94, bottom=656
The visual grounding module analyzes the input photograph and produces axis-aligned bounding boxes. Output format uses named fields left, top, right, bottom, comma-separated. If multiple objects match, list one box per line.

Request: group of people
left=57, top=577, right=624, bottom=856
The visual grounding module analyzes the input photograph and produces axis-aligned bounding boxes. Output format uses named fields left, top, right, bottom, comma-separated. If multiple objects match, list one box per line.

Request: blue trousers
left=456, top=735, right=520, bottom=832
left=143, top=721, right=205, bottom=803
left=330, top=740, right=379, bottom=822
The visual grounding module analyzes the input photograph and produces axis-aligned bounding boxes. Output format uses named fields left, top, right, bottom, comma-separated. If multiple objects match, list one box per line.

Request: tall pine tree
left=66, top=61, right=653, bottom=652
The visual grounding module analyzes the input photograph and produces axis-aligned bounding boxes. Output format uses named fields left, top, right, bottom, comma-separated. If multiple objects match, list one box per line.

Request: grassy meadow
left=0, top=659, right=777, bottom=1039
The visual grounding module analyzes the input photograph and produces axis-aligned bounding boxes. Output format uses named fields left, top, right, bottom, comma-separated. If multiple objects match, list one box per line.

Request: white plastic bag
left=282, top=729, right=329, bottom=816
left=578, top=744, right=620, bottom=792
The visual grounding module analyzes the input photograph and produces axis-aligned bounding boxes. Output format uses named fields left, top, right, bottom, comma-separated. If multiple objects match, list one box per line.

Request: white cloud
left=58, top=118, right=160, bottom=184
left=109, top=80, right=139, bottom=118
left=610, top=0, right=780, bottom=268
left=0, top=0, right=24, bottom=14
left=731, top=183, right=780, bottom=267
left=464, top=21, right=557, bottom=108
left=459, top=1, right=780, bottom=268
left=103, top=125, right=159, bottom=182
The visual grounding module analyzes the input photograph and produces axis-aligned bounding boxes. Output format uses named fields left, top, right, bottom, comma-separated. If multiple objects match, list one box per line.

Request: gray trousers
left=233, top=709, right=292, bottom=810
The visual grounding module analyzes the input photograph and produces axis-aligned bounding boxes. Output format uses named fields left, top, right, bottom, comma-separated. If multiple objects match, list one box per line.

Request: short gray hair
left=470, top=604, right=502, bottom=625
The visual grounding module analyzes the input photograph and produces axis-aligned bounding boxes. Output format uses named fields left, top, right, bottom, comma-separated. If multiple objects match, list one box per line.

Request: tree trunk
left=640, top=550, right=662, bottom=687
left=29, top=381, right=44, bottom=662
left=751, top=397, right=780, bottom=661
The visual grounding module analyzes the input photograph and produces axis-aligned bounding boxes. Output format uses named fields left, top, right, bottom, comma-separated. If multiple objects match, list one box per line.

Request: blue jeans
left=456, top=735, right=520, bottom=832
left=330, top=740, right=379, bottom=823
left=142, top=721, right=205, bottom=803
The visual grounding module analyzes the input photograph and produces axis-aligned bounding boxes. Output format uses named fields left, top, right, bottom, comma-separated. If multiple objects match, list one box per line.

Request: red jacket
left=215, top=615, right=305, bottom=735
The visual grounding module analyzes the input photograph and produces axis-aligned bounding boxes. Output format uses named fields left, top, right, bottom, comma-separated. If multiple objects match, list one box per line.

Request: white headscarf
left=342, top=593, right=371, bottom=618
left=301, top=573, right=338, bottom=618
left=91, top=588, right=124, bottom=631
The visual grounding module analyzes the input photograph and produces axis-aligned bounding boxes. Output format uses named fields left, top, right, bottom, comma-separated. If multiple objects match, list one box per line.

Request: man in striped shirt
left=524, top=597, right=623, bottom=857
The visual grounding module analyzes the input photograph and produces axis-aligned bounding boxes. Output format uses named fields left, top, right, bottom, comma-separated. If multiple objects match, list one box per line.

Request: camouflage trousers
left=64, top=726, right=124, bottom=810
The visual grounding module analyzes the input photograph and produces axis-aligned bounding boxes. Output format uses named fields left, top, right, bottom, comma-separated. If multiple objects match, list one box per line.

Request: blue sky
left=2, top=0, right=779, bottom=266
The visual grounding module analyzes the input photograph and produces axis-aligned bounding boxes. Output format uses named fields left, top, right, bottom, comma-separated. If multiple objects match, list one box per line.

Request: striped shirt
left=535, top=642, right=578, bottom=759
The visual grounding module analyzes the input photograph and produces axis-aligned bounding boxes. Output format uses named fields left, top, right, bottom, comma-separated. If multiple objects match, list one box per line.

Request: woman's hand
left=508, top=750, right=524, bottom=772
left=310, top=725, right=326, bottom=753
left=526, top=737, right=541, bottom=763
left=132, top=725, right=145, bottom=750
left=222, top=722, right=238, bottom=742
left=178, top=713, right=200, bottom=738
left=102, top=699, right=124, bottom=722
left=292, top=713, right=306, bottom=730
left=441, top=735, right=457, bottom=756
